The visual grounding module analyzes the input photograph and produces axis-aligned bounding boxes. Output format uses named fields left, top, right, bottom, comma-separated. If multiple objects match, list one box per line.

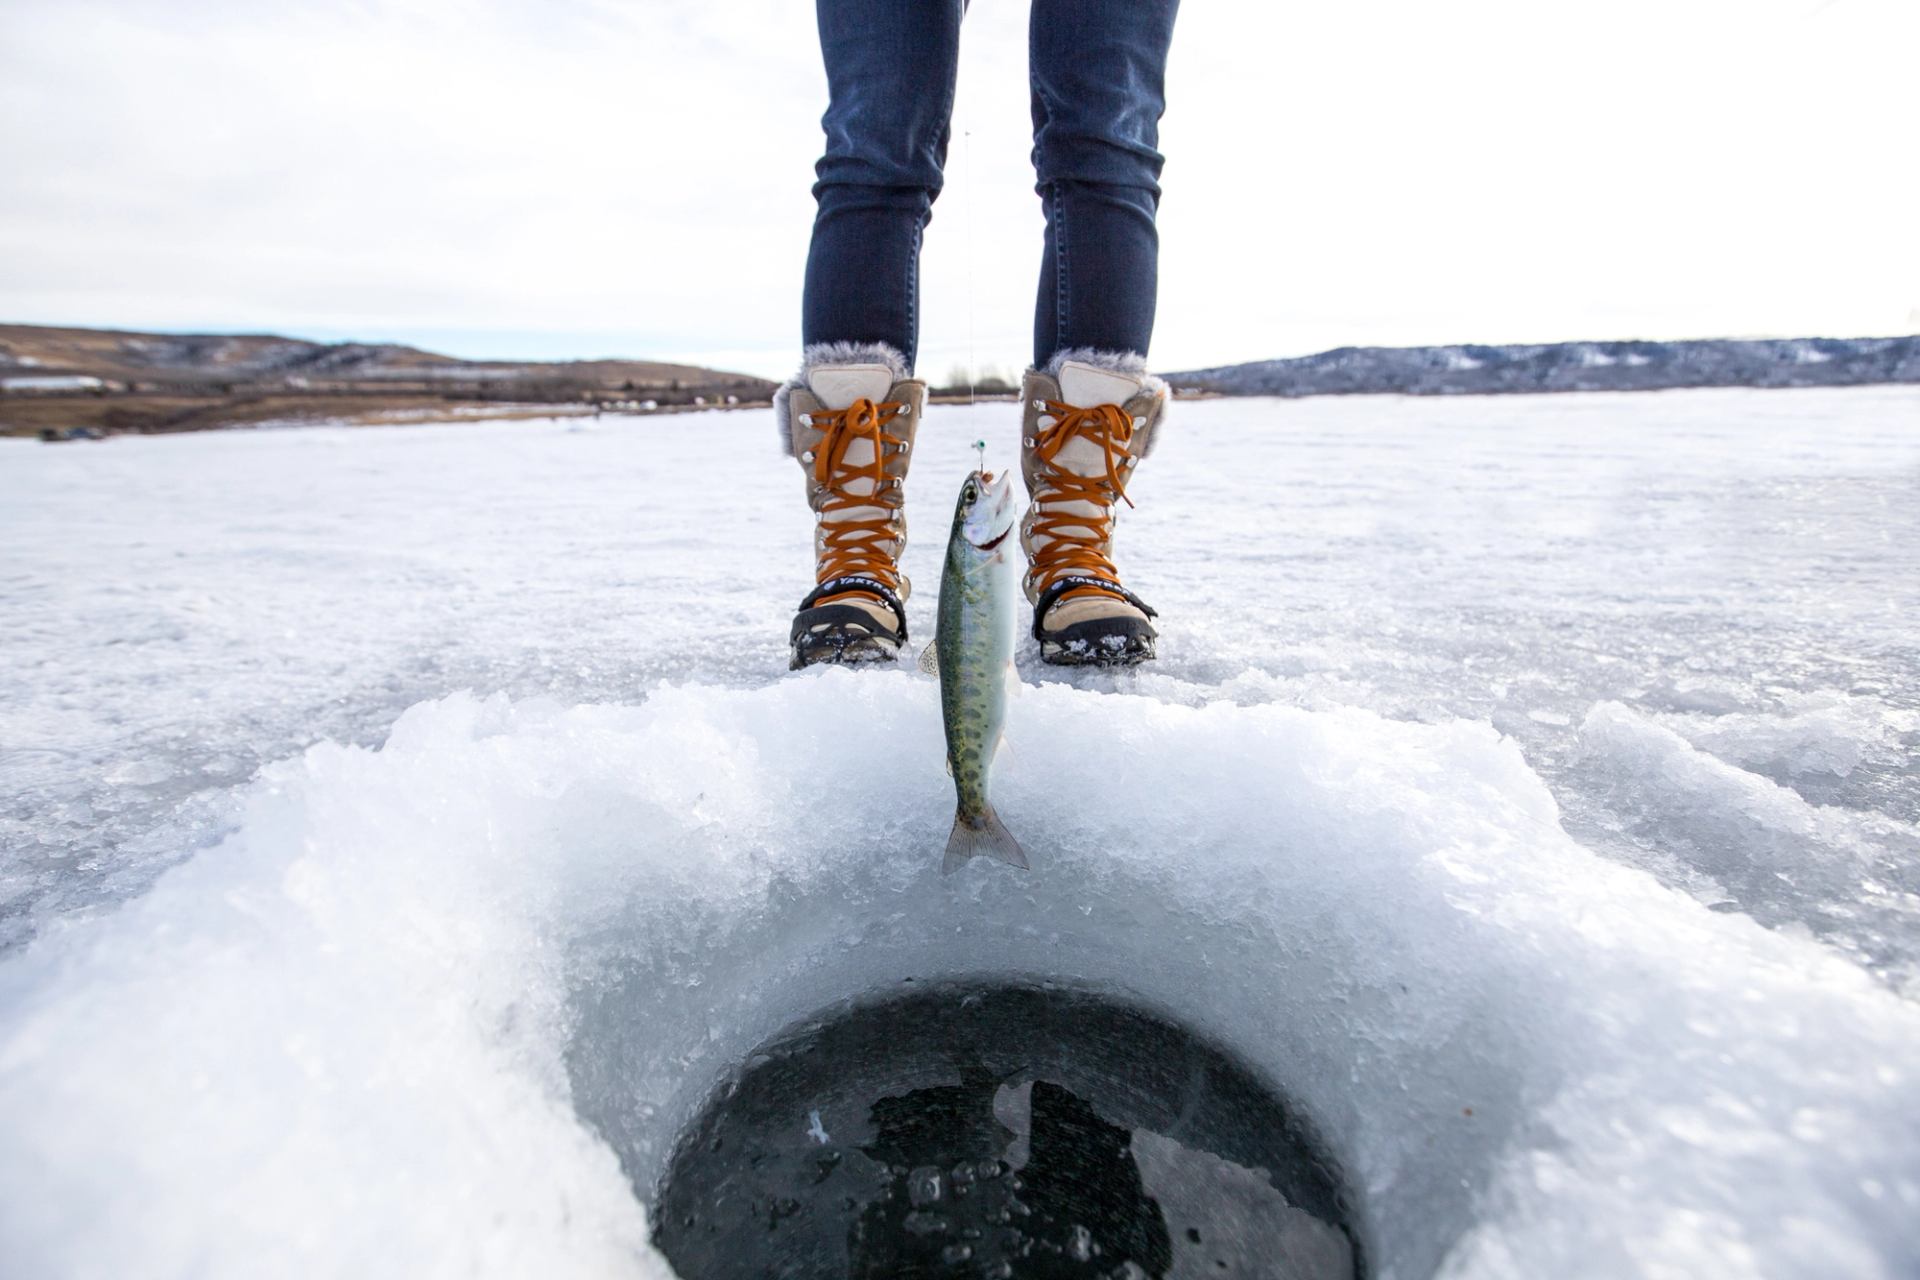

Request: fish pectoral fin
left=917, top=641, right=941, bottom=677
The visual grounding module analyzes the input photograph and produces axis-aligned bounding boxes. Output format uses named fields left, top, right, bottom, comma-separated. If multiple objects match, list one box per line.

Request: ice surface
left=2, top=386, right=1919, bottom=1276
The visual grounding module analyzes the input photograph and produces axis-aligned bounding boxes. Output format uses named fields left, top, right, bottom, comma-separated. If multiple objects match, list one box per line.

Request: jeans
left=803, top=0, right=1180, bottom=373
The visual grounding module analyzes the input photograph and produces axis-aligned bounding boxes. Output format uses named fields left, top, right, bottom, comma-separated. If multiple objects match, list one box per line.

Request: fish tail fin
left=943, top=804, right=1029, bottom=874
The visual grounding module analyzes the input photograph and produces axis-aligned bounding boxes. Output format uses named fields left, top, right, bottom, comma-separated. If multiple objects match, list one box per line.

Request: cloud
left=2, top=0, right=1915, bottom=379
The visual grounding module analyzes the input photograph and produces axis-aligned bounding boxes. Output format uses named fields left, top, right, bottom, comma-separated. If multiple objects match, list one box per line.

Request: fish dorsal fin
left=917, top=641, right=941, bottom=677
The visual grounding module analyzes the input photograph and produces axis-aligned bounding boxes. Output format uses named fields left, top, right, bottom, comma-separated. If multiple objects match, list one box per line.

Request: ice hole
left=640, top=982, right=1357, bottom=1278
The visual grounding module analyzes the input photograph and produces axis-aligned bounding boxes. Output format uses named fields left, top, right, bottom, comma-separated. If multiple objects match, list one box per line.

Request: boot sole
left=1038, top=634, right=1156, bottom=668
left=791, top=650, right=899, bottom=671
left=789, top=631, right=902, bottom=670
left=1035, top=612, right=1157, bottom=668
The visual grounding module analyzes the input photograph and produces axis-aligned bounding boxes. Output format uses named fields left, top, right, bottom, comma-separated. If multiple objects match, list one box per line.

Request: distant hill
left=1168, top=336, right=1920, bottom=399
left=0, top=323, right=777, bottom=438
left=0, top=323, right=760, bottom=390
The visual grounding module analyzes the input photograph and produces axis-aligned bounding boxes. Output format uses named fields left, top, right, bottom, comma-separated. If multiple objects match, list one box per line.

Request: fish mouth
left=965, top=471, right=1016, bottom=550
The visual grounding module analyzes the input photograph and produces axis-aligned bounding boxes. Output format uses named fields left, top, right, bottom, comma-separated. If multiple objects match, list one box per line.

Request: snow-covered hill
left=1171, top=335, right=1920, bottom=397
left=0, top=322, right=769, bottom=393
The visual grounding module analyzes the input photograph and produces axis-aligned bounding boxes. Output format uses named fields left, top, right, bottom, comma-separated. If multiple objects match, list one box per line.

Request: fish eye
left=962, top=483, right=976, bottom=501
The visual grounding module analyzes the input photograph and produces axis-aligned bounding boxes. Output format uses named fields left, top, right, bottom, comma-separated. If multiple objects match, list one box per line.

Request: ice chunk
left=1660, top=694, right=1918, bottom=783
left=1574, top=701, right=1920, bottom=991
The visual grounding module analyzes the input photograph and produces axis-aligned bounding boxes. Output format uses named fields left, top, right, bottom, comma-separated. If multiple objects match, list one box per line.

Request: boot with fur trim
left=1019, top=350, right=1168, bottom=666
left=775, top=342, right=927, bottom=669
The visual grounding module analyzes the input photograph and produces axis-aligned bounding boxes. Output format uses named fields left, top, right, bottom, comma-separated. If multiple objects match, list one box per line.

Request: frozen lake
left=2, top=387, right=1917, bottom=1277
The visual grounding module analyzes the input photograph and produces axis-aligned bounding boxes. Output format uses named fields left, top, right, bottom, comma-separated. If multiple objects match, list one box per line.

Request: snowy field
left=1, top=387, right=1917, bottom=1277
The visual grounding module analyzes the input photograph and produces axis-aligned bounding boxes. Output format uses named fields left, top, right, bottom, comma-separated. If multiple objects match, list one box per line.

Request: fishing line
left=962, top=121, right=977, bottom=409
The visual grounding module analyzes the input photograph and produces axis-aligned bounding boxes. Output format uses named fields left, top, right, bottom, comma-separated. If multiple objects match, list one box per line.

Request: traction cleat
left=1019, top=354, right=1169, bottom=667
left=776, top=346, right=926, bottom=669
left=789, top=577, right=909, bottom=669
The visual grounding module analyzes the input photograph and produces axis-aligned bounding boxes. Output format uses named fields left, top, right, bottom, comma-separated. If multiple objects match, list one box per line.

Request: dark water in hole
left=654, top=984, right=1358, bottom=1279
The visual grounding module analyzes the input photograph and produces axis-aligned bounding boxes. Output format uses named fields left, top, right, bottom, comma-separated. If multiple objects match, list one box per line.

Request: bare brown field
left=1, top=322, right=777, bottom=439
left=0, top=391, right=773, bottom=439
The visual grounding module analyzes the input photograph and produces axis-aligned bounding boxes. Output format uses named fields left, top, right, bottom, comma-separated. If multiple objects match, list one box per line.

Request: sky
left=2, top=0, right=1916, bottom=381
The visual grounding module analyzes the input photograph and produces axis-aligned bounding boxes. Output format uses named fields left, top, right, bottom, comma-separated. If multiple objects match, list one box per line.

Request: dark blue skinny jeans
left=803, top=0, right=1179, bottom=373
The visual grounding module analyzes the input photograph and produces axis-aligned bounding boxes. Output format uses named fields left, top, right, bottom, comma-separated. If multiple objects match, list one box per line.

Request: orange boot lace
left=807, top=396, right=909, bottom=607
left=1028, top=400, right=1137, bottom=605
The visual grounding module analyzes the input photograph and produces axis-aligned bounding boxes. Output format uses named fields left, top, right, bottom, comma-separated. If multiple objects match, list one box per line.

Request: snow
left=1, top=374, right=105, bottom=391
left=2, top=385, right=1919, bottom=1277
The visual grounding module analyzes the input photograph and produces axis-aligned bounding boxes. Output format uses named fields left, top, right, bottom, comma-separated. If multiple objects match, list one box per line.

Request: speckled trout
left=924, top=469, right=1029, bottom=873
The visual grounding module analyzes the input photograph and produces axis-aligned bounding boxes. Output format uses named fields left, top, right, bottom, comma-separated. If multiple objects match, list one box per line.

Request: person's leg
left=804, top=0, right=967, bottom=372
left=780, top=0, right=966, bottom=669
left=1019, top=0, right=1180, bottom=667
left=1028, top=0, right=1179, bottom=367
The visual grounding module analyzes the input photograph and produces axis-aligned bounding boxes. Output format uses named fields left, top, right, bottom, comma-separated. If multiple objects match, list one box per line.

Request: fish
left=925, top=468, right=1029, bottom=873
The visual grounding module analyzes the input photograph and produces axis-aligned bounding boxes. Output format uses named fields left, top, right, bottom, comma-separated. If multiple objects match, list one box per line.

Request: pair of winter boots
left=777, top=345, right=1166, bottom=670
